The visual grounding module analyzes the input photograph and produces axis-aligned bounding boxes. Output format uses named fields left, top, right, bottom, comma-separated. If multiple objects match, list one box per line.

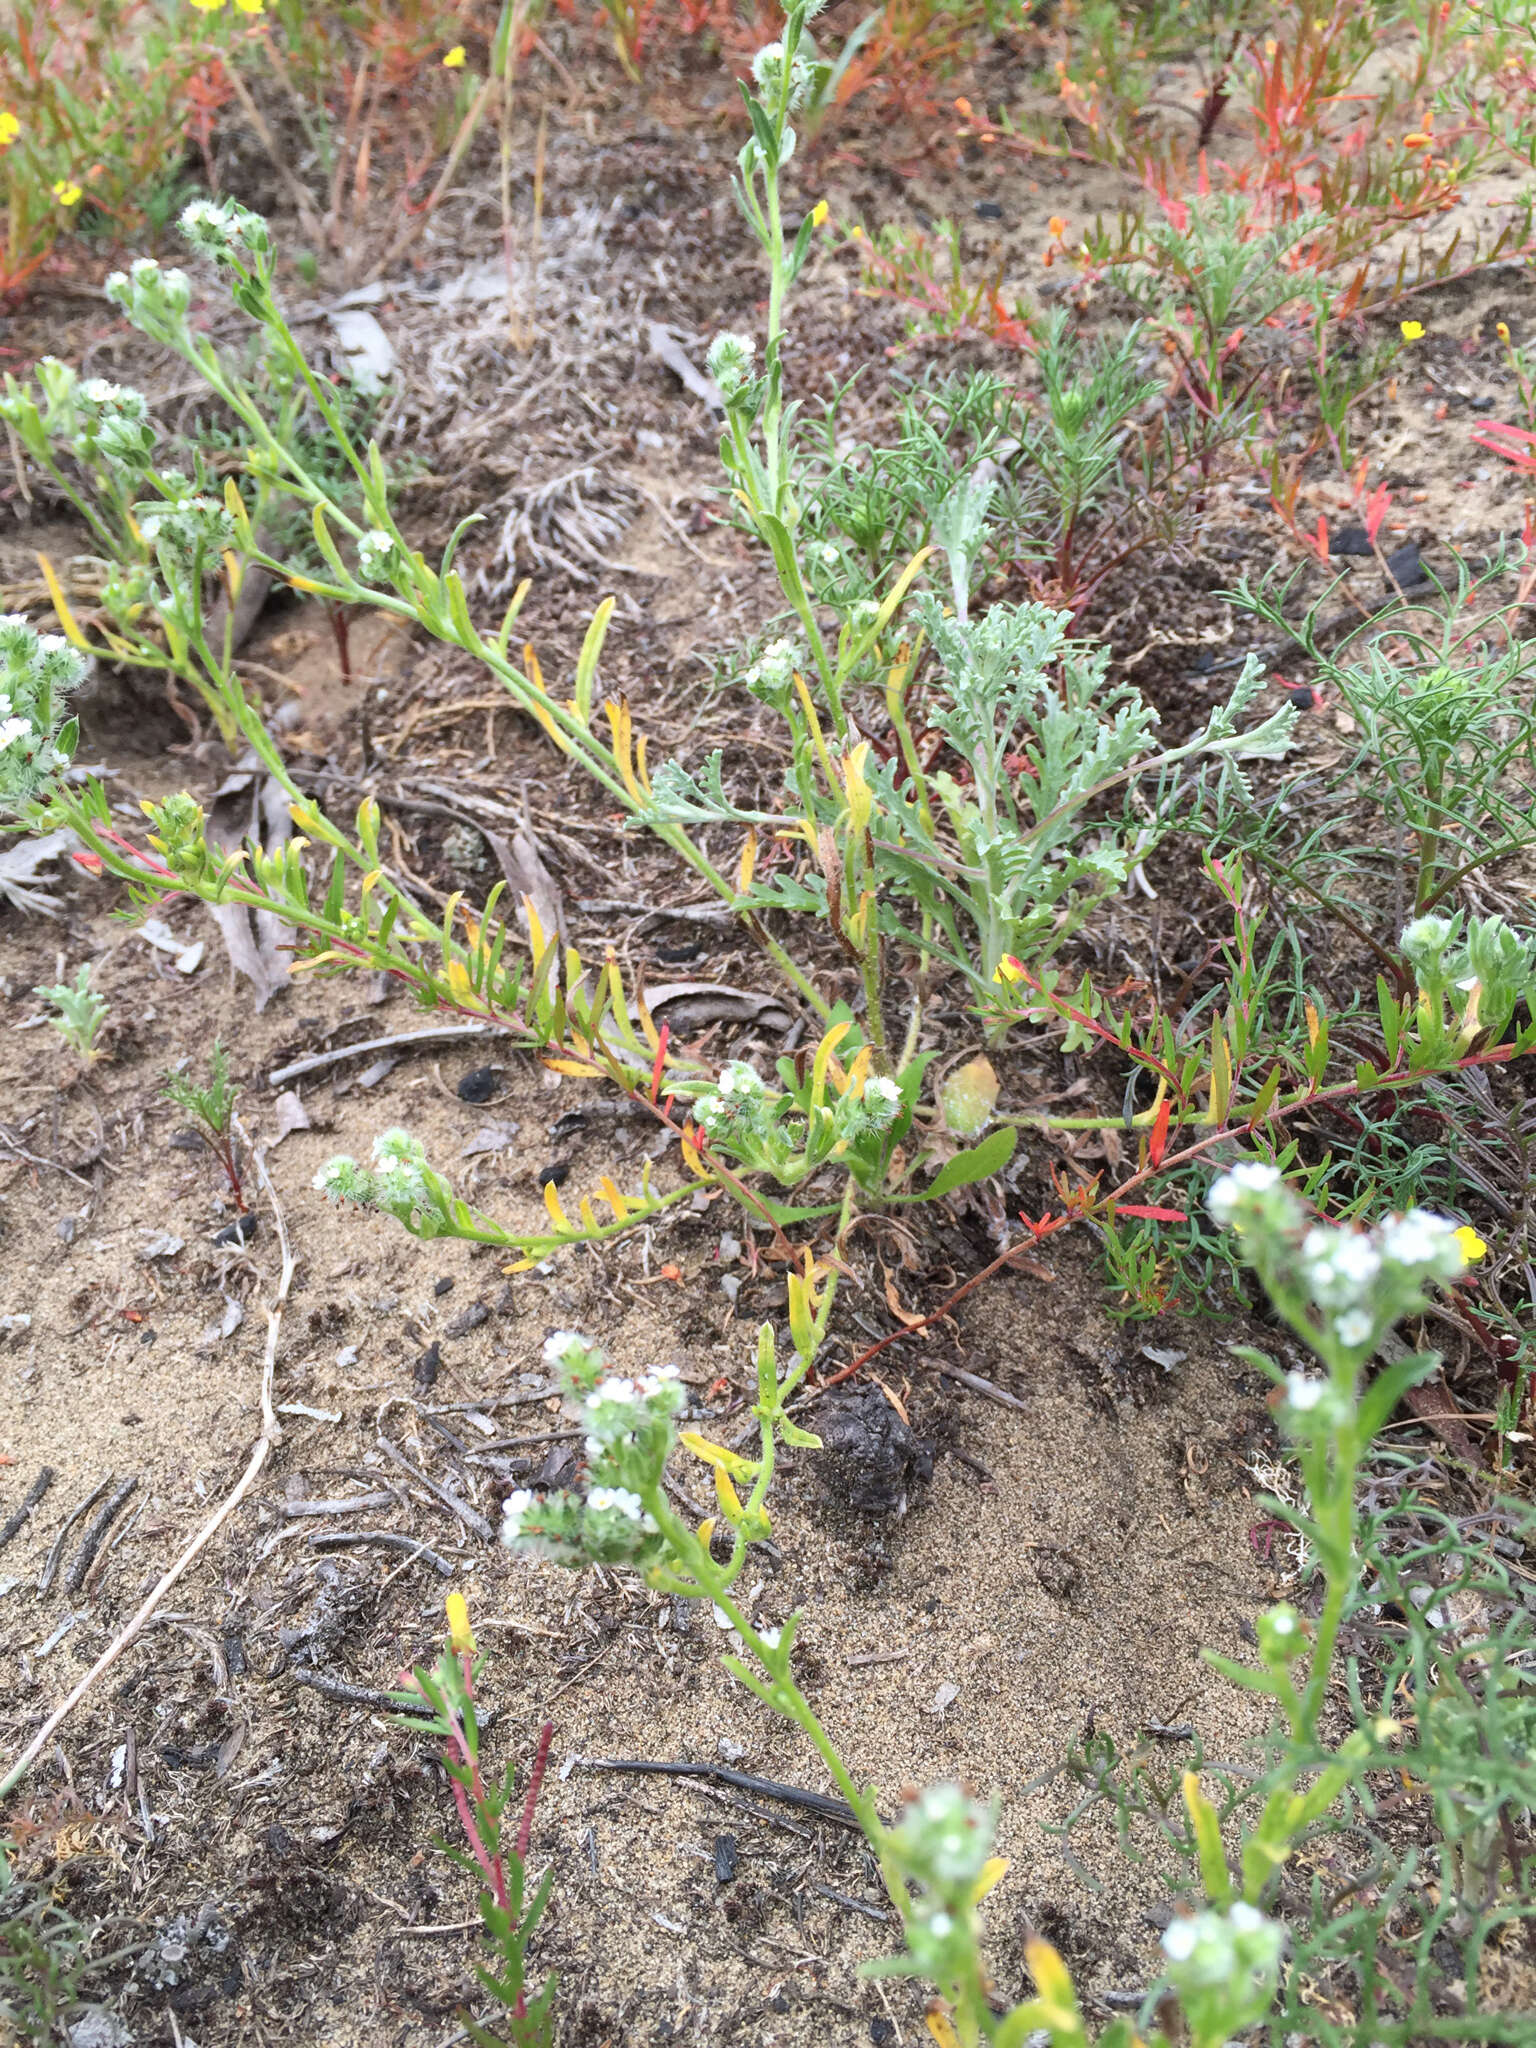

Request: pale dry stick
left=221, top=65, right=326, bottom=249
left=380, top=71, right=501, bottom=275
left=0, top=1131, right=292, bottom=1804
left=499, top=2, right=525, bottom=349
left=528, top=102, right=547, bottom=346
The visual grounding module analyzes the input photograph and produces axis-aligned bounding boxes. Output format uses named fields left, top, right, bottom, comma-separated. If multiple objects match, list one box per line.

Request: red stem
left=516, top=1721, right=554, bottom=1860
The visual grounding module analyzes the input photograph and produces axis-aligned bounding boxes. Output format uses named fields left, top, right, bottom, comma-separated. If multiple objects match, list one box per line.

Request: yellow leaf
left=737, top=827, right=757, bottom=895
left=446, top=959, right=476, bottom=1006
left=925, top=2013, right=961, bottom=2048
left=1024, top=1937, right=1078, bottom=2014
left=544, top=1057, right=604, bottom=1078
left=36, top=554, right=89, bottom=650
left=713, top=1465, right=744, bottom=1524
left=679, top=1431, right=760, bottom=1479
left=598, top=1176, right=631, bottom=1222
left=842, top=741, right=874, bottom=839
left=971, top=1855, right=1010, bottom=1903
left=524, top=893, right=548, bottom=962
left=680, top=1131, right=710, bottom=1178
left=543, top=1180, right=572, bottom=1231
left=810, top=1019, right=853, bottom=1107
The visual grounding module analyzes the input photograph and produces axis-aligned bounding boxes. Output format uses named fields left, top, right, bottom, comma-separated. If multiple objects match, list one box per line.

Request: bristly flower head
left=502, top=1335, right=684, bottom=1569
left=1207, top=1159, right=1469, bottom=1368
left=179, top=197, right=272, bottom=270
left=707, top=332, right=755, bottom=404
left=751, top=39, right=815, bottom=112
left=0, top=613, right=88, bottom=810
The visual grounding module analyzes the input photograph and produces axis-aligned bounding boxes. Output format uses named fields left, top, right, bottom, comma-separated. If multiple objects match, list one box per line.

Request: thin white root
left=0, top=1130, right=292, bottom=1803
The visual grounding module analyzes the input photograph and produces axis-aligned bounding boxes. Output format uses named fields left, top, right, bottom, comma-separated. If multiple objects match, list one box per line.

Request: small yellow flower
left=1047, top=214, right=1067, bottom=237
left=1497, top=322, right=1511, bottom=344
left=810, top=199, right=828, bottom=228
left=1453, top=1225, right=1487, bottom=1264
left=235, top=0, right=265, bottom=10
left=0, top=111, right=20, bottom=147
left=52, top=179, right=82, bottom=206
left=188, top=0, right=228, bottom=11
left=445, top=1591, right=476, bottom=1653
left=443, top=43, right=466, bottom=66
left=1400, top=319, right=1426, bottom=341
left=992, top=954, right=1026, bottom=985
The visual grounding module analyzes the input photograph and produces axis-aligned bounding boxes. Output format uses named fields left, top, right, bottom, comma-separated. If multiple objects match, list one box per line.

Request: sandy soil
left=1, top=17, right=1532, bottom=2046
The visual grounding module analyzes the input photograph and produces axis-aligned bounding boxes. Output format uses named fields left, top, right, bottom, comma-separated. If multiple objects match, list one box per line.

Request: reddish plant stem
left=516, top=1720, right=554, bottom=1860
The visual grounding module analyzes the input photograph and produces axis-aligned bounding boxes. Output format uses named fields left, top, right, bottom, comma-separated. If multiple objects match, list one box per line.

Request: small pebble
left=457, top=1066, right=499, bottom=1104
left=536, top=1162, right=571, bottom=1190
left=213, top=1214, right=258, bottom=1246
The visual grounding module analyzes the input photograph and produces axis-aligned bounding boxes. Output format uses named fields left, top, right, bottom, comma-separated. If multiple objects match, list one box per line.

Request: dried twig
left=308, top=1529, right=456, bottom=1576
left=63, top=1477, right=139, bottom=1595
left=283, top=1492, right=399, bottom=1518
left=376, top=1437, right=494, bottom=1542
left=0, top=1469, right=54, bottom=1555
left=290, top=1669, right=434, bottom=1716
left=37, top=1477, right=111, bottom=1598
left=578, top=1757, right=861, bottom=1827
left=268, top=1023, right=500, bottom=1088
left=0, top=1129, right=291, bottom=1802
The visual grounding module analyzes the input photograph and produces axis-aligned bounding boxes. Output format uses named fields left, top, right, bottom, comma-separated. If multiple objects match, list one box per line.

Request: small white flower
left=865, top=1076, right=901, bottom=1104
left=543, top=1330, right=590, bottom=1371
left=0, top=716, right=33, bottom=751
left=587, top=1376, right=638, bottom=1409
left=1162, top=1918, right=1198, bottom=1961
left=758, top=1625, right=782, bottom=1649
left=926, top=1911, right=954, bottom=1940
left=1379, top=1209, right=1459, bottom=1270
left=1229, top=1902, right=1265, bottom=1933
left=1284, top=1372, right=1326, bottom=1411
left=1268, top=1610, right=1297, bottom=1636
left=1335, top=1308, right=1374, bottom=1348
left=588, top=1486, right=645, bottom=1521
left=1207, top=1160, right=1282, bottom=1225
left=503, top=1488, right=534, bottom=1519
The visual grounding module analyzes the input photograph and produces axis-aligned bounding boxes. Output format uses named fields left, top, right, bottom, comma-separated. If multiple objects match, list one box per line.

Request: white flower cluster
left=313, top=1128, right=437, bottom=1229
left=0, top=613, right=89, bottom=809
left=1162, top=1901, right=1285, bottom=2002
left=356, top=530, right=400, bottom=585
left=502, top=1336, right=679, bottom=1566
left=751, top=39, right=815, bottom=112
left=707, top=331, right=755, bottom=403
left=850, top=1073, right=902, bottom=1132
left=179, top=197, right=272, bottom=269
left=741, top=635, right=801, bottom=706
left=582, top=1363, right=684, bottom=1455
left=72, top=378, right=155, bottom=469
left=105, top=258, right=193, bottom=343
left=694, top=1061, right=772, bottom=1139
left=884, top=1784, right=998, bottom=1976
left=1206, top=1159, right=1290, bottom=1229
left=136, top=491, right=236, bottom=573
